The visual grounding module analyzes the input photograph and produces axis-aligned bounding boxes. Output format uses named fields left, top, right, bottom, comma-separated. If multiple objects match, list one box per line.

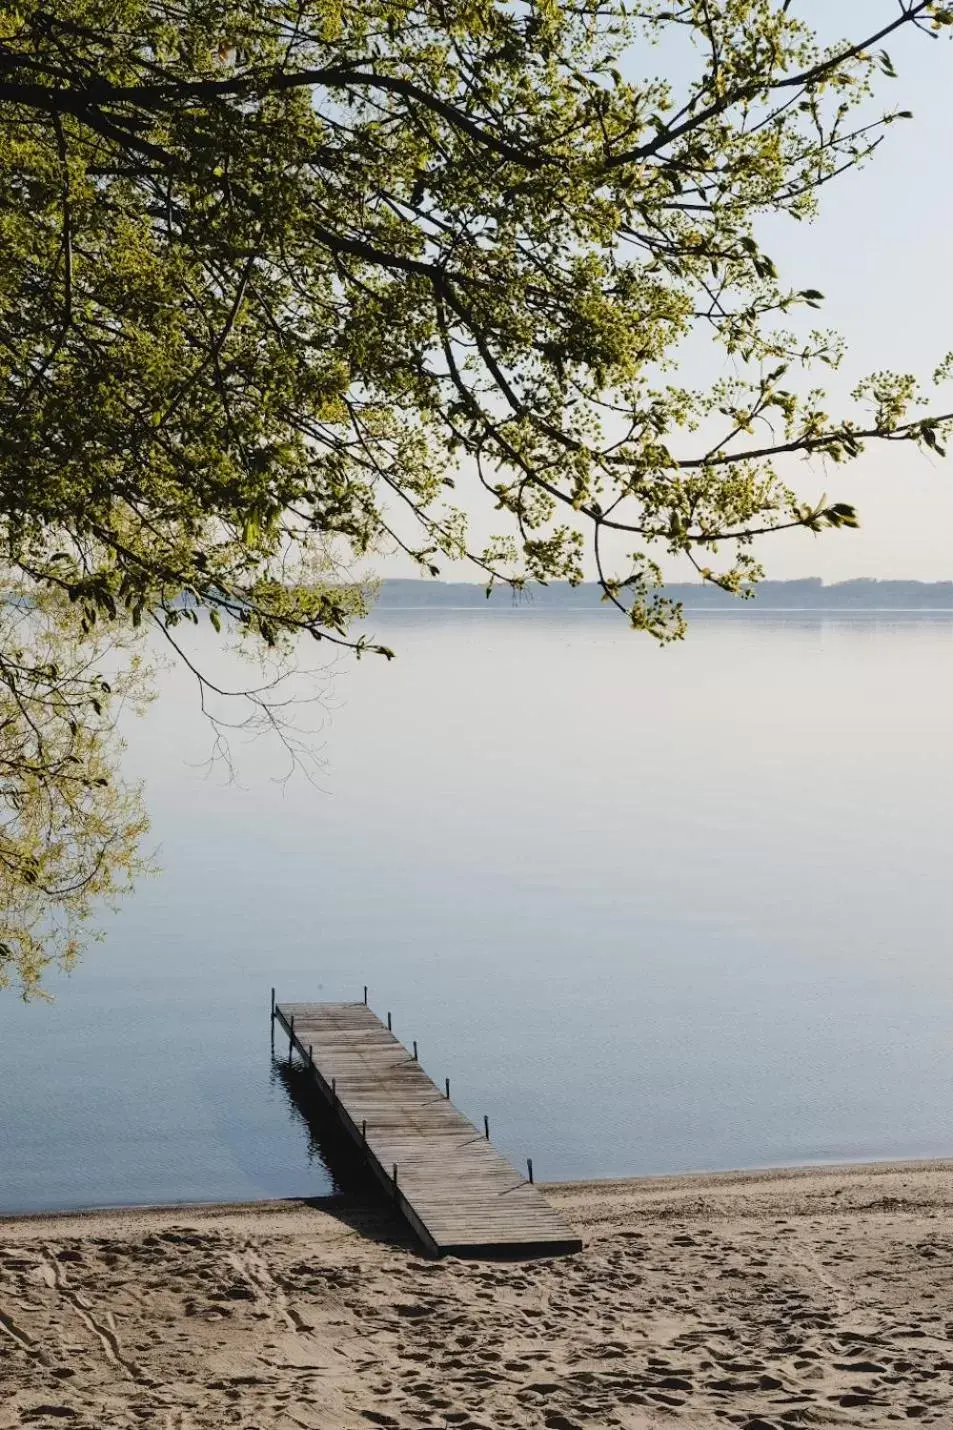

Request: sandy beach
left=3, top=1160, right=953, bottom=1428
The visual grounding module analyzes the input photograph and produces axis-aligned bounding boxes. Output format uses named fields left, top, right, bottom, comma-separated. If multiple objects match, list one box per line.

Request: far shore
left=3, top=1158, right=952, bottom=1427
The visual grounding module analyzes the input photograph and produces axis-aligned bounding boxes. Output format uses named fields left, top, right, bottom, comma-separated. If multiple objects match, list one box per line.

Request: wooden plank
left=273, top=1000, right=581, bottom=1259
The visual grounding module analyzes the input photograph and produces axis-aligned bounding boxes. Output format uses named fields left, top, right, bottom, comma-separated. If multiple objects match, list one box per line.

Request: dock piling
left=445, top=1077, right=450, bottom=1100
left=413, top=1040, right=418, bottom=1060
left=387, top=1011, right=392, bottom=1031
left=527, top=1158, right=534, bottom=1184
left=484, top=1115, right=490, bottom=1141
left=363, top=985, right=368, bottom=1005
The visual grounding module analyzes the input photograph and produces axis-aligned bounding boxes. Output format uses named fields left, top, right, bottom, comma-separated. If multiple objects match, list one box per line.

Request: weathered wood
left=274, top=1000, right=581, bottom=1259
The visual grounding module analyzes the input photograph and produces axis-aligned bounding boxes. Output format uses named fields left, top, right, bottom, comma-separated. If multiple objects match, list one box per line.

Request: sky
left=741, top=1, right=953, bottom=581
left=381, top=2, right=953, bottom=584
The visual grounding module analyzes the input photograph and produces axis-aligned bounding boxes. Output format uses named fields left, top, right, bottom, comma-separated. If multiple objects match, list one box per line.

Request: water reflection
left=270, top=1054, right=382, bottom=1199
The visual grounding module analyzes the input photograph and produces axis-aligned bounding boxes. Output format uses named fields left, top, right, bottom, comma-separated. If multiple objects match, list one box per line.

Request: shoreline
left=3, top=1153, right=953, bottom=1229
left=4, top=1158, right=953, bottom=1427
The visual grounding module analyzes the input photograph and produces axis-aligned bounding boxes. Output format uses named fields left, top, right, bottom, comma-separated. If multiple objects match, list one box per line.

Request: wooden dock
left=273, top=999, right=582, bottom=1259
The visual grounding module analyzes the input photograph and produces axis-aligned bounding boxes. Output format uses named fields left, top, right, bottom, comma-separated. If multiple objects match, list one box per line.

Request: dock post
left=392, top=1164, right=399, bottom=1199
left=362, top=1119, right=367, bottom=1143
left=527, top=1158, right=534, bottom=1184
left=289, top=1014, right=295, bottom=1059
left=413, top=1040, right=418, bottom=1060
left=331, top=1077, right=337, bottom=1103
left=445, top=1077, right=450, bottom=1100
left=308, top=1044, right=313, bottom=1066
left=387, top=1011, right=392, bottom=1031
left=363, top=985, right=368, bottom=1005
left=484, top=1115, right=490, bottom=1141
left=270, top=987, right=275, bottom=1018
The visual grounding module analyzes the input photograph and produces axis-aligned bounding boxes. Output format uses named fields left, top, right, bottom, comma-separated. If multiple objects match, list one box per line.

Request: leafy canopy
left=1, top=0, right=951, bottom=991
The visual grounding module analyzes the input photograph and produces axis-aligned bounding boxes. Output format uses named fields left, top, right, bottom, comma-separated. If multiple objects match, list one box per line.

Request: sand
left=3, top=1159, right=953, bottom=1428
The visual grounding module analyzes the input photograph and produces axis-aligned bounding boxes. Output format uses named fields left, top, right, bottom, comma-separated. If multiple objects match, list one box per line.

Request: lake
left=1, top=609, right=952, bottom=1214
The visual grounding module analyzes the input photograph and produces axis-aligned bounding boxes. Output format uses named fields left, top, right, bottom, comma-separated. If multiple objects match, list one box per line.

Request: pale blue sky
left=380, top=3, right=953, bottom=583
left=749, top=1, right=953, bottom=580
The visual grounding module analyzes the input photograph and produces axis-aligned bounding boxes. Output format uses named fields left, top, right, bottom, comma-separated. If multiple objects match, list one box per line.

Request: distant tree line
left=374, top=579, right=953, bottom=610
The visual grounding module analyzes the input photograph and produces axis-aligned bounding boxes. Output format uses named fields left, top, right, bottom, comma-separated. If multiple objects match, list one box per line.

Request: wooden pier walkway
left=273, top=999, right=582, bottom=1259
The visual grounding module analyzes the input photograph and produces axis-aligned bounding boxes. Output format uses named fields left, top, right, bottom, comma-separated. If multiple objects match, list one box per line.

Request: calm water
left=1, top=610, right=952, bottom=1214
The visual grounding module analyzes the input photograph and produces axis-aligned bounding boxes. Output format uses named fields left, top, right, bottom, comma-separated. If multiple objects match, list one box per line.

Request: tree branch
left=607, top=1, right=935, bottom=168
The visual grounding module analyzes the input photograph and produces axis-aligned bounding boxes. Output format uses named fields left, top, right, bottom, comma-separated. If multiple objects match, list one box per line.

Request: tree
left=1, top=0, right=951, bottom=992
left=0, top=585, right=150, bottom=994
